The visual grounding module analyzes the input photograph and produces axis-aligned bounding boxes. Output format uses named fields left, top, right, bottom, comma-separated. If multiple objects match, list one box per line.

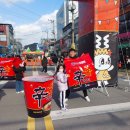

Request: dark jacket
left=13, top=66, right=26, bottom=81
left=41, top=57, right=48, bottom=67
left=52, top=55, right=58, bottom=64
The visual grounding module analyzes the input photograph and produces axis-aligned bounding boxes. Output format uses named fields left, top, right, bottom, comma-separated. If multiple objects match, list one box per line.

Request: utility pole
left=69, top=0, right=76, bottom=49
left=48, top=19, right=56, bottom=44
left=43, top=30, right=48, bottom=42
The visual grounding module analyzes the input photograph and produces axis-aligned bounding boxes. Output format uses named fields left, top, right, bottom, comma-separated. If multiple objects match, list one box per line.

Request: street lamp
left=68, top=0, right=76, bottom=49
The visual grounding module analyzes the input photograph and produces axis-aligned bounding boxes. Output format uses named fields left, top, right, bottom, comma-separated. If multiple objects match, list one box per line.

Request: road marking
left=47, top=71, right=54, bottom=76
left=44, top=115, right=54, bottom=130
left=32, top=66, right=39, bottom=76
left=51, top=102, right=130, bottom=120
left=33, top=70, right=39, bottom=76
left=124, top=79, right=130, bottom=82
left=0, top=81, right=8, bottom=89
left=0, top=81, right=8, bottom=85
left=27, top=116, right=35, bottom=130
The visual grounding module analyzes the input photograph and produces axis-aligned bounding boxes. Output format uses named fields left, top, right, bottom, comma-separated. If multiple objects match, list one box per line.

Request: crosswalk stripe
left=0, top=81, right=8, bottom=85
left=27, top=116, right=35, bottom=130
left=0, top=81, right=8, bottom=89
left=51, top=102, right=130, bottom=121
left=32, top=70, right=39, bottom=76
left=47, top=71, right=54, bottom=76
left=44, top=115, right=54, bottom=130
left=32, top=66, right=39, bottom=76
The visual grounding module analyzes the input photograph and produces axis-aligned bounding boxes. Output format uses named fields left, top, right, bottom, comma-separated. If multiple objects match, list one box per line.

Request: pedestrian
left=51, top=54, right=58, bottom=64
left=51, top=54, right=58, bottom=71
left=13, top=60, right=26, bottom=94
left=65, top=48, right=90, bottom=102
left=41, top=55, right=48, bottom=73
left=127, top=57, right=130, bottom=69
left=57, top=52, right=67, bottom=66
left=55, top=64, right=68, bottom=111
left=58, top=55, right=64, bottom=65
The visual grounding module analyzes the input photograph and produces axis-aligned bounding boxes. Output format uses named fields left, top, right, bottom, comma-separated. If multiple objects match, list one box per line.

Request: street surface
left=0, top=66, right=130, bottom=130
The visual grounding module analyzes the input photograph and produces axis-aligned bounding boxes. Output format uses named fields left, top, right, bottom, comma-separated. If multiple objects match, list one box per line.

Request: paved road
left=53, top=110, right=130, bottom=130
left=0, top=66, right=130, bottom=130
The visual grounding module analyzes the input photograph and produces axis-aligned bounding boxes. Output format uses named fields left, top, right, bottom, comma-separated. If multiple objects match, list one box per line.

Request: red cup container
left=22, top=76, right=54, bottom=118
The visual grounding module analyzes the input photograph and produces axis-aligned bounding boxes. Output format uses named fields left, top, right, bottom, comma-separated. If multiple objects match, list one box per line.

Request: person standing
left=51, top=54, right=58, bottom=71
left=65, top=48, right=90, bottom=102
left=57, top=52, right=68, bottom=66
left=41, top=56, right=48, bottom=73
left=56, top=64, right=68, bottom=110
left=13, top=61, right=26, bottom=94
left=51, top=54, right=58, bottom=64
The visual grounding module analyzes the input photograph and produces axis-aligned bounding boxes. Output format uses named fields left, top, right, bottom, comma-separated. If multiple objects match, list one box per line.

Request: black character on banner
left=33, top=87, right=48, bottom=108
left=74, top=70, right=85, bottom=86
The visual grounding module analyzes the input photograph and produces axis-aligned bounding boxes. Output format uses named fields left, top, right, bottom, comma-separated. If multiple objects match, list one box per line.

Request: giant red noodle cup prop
left=22, top=76, right=54, bottom=118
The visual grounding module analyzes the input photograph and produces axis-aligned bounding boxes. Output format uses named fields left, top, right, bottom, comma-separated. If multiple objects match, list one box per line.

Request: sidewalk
left=118, top=69, right=130, bottom=79
left=51, top=80, right=130, bottom=111
left=51, top=77, right=130, bottom=120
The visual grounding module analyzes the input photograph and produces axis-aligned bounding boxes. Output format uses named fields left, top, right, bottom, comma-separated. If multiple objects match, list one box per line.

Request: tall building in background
left=56, top=0, right=78, bottom=40
left=0, top=24, right=14, bottom=56
left=14, top=39, right=23, bottom=55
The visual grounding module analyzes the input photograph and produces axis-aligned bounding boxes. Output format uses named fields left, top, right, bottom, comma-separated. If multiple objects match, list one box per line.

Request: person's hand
left=19, top=63, right=24, bottom=67
left=66, top=74, right=70, bottom=77
left=22, top=61, right=25, bottom=66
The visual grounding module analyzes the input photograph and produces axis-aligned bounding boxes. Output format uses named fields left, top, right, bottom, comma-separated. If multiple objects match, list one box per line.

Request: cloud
left=14, top=10, right=58, bottom=46
left=0, top=16, right=16, bottom=25
left=0, top=0, right=34, bottom=6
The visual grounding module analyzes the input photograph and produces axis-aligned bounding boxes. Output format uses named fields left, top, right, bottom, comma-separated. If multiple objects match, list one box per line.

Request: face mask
left=59, top=69, right=64, bottom=72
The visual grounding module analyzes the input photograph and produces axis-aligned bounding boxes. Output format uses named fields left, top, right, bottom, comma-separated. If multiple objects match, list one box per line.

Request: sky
left=0, top=0, right=64, bottom=46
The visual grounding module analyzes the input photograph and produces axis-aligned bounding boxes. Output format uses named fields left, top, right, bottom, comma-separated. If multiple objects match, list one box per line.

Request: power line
left=8, top=0, right=42, bottom=18
left=0, top=5, right=37, bottom=22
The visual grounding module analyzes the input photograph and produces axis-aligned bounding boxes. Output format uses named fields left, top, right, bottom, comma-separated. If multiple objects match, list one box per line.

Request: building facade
left=118, top=0, right=130, bottom=66
left=14, top=39, right=23, bottom=55
left=0, top=24, right=14, bottom=56
left=62, top=17, right=79, bottom=52
left=56, top=0, right=78, bottom=40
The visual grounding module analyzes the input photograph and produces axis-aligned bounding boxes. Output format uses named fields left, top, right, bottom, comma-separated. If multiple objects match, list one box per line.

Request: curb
left=51, top=102, right=130, bottom=121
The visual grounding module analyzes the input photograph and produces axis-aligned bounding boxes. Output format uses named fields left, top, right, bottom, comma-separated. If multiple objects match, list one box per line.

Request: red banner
left=64, top=54, right=97, bottom=91
left=0, top=57, right=22, bottom=78
left=0, top=58, right=15, bottom=77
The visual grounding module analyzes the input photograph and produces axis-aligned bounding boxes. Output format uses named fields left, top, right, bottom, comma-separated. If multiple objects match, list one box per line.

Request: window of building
left=0, top=35, right=7, bottom=41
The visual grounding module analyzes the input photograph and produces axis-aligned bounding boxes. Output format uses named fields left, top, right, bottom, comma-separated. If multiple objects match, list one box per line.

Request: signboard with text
left=64, top=53, right=97, bottom=92
left=0, top=57, right=22, bottom=78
